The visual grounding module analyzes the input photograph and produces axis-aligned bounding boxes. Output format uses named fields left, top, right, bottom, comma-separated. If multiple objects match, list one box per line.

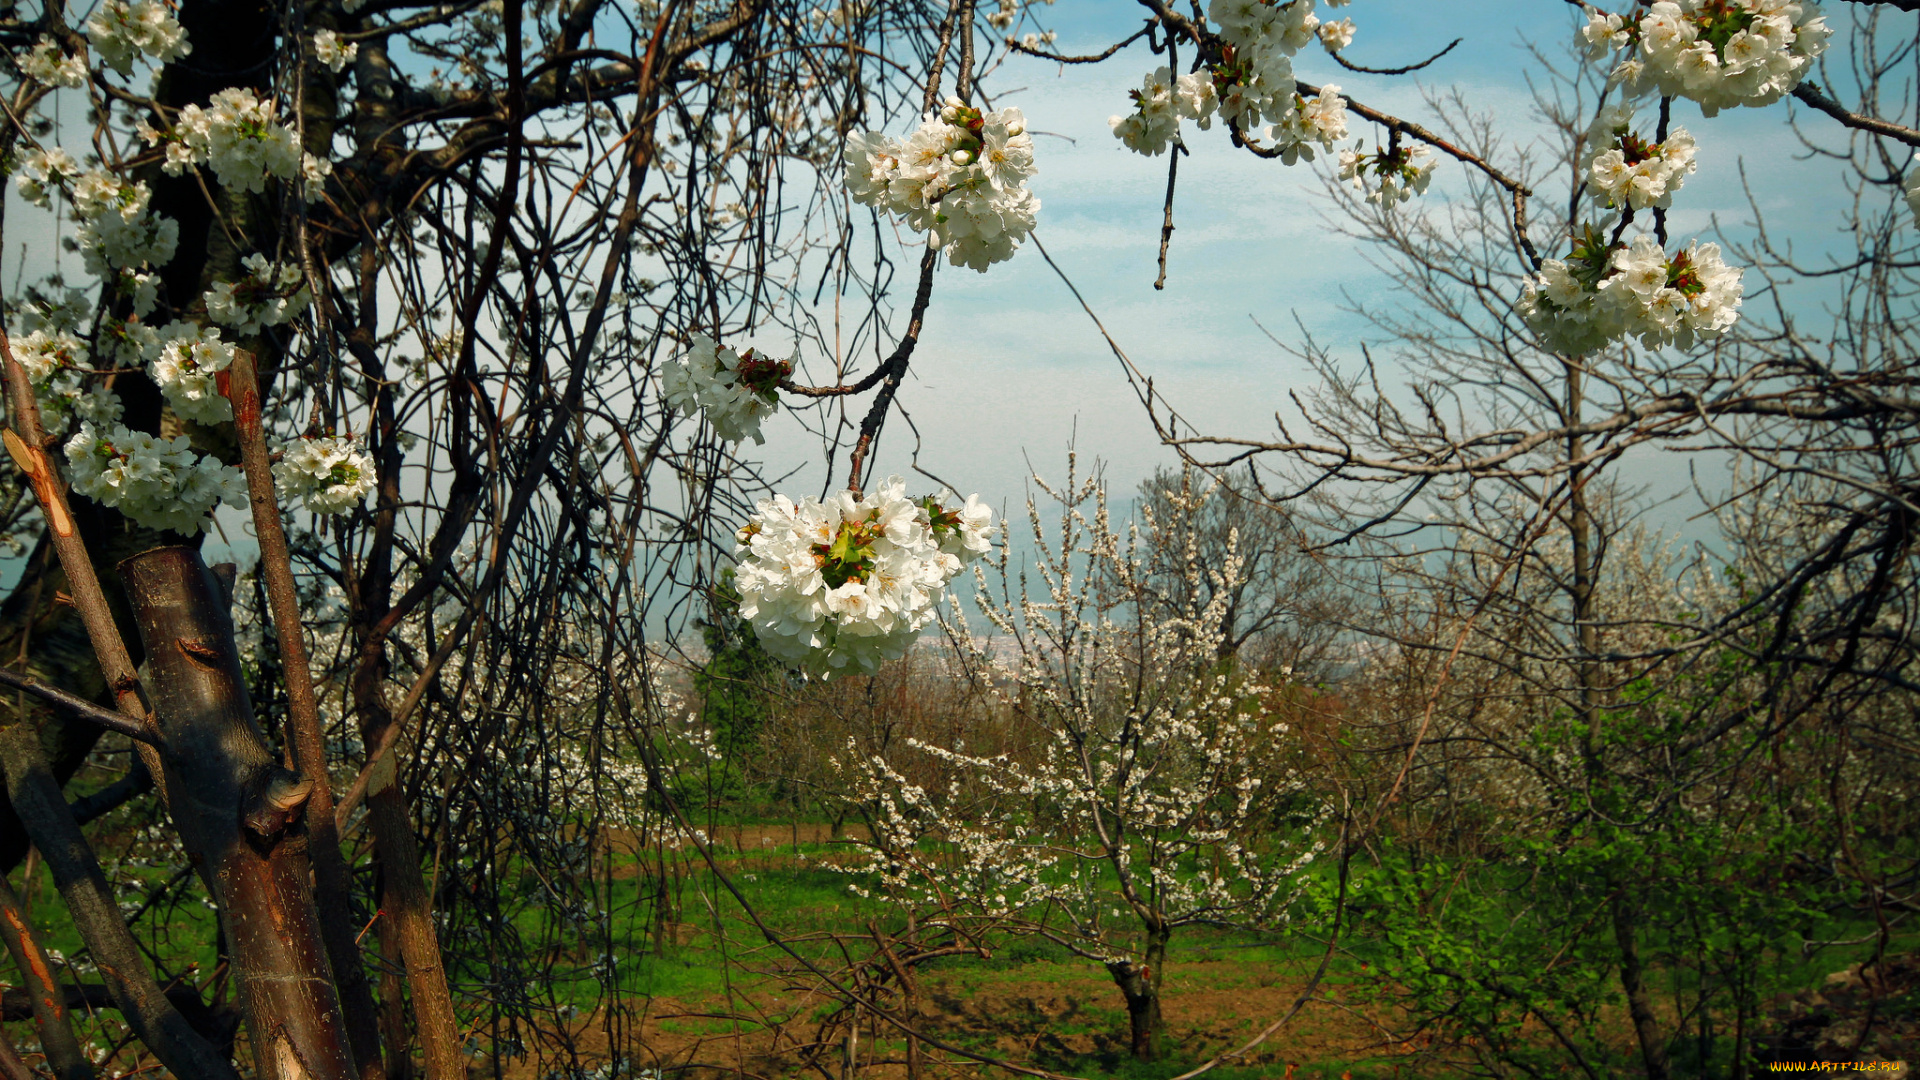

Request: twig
left=1005, top=23, right=1151, bottom=65
left=1793, top=80, right=1920, bottom=148
left=0, top=668, right=156, bottom=744
left=1331, top=37, right=1461, bottom=76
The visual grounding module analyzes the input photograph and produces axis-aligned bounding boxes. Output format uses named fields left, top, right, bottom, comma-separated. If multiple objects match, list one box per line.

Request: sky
left=0, top=0, right=1892, bottom=578
left=748, top=0, right=1876, bottom=550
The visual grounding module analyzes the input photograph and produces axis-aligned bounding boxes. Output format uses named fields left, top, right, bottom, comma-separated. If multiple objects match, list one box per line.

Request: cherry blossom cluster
left=1338, top=143, right=1436, bottom=206
left=1208, top=0, right=1323, bottom=134
left=70, top=172, right=181, bottom=277
left=1108, top=66, right=1216, bottom=157
left=148, top=322, right=237, bottom=425
left=1585, top=1, right=1832, bottom=116
left=1519, top=228, right=1745, bottom=353
left=152, top=88, right=327, bottom=197
left=732, top=476, right=994, bottom=678
left=20, top=38, right=87, bottom=87
left=311, top=30, right=358, bottom=73
left=14, top=148, right=81, bottom=209
left=660, top=332, right=791, bottom=445
left=205, top=255, right=311, bottom=335
left=1582, top=105, right=1698, bottom=210
left=65, top=422, right=248, bottom=534
left=84, top=0, right=190, bottom=75
left=273, top=435, right=378, bottom=516
left=1267, top=83, right=1348, bottom=163
left=10, top=330, right=123, bottom=436
left=843, top=99, right=1039, bottom=271
left=1109, top=8, right=1349, bottom=163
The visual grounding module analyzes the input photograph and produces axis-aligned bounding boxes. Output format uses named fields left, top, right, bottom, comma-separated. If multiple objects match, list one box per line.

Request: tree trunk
left=224, top=350, right=387, bottom=1080
left=120, top=547, right=358, bottom=1080
left=1105, top=925, right=1170, bottom=1063
left=1613, top=896, right=1670, bottom=1080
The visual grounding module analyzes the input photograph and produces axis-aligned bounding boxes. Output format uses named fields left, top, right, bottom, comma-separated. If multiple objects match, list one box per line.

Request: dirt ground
left=476, top=960, right=1420, bottom=1080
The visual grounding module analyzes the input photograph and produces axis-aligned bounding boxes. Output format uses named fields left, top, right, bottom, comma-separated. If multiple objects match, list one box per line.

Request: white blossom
left=1582, top=105, right=1698, bottom=211
left=1581, top=10, right=1630, bottom=60
left=1318, top=17, right=1355, bottom=52
left=273, top=435, right=377, bottom=515
left=660, top=333, right=789, bottom=445
left=1904, top=166, right=1920, bottom=220
left=1267, top=83, right=1347, bottom=164
left=311, top=30, right=358, bottom=73
left=174, top=88, right=303, bottom=193
left=84, top=0, right=190, bottom=75
left=1519, top=230, right=1745, bottom=353
left=8, top=330, right=121, bottom=437
left=65, top=422, right=246, bottom=534
left=147, top=322, right=236, bottom=424
left=20, top=38, right=88, bottom=87
left=1338, top=143, right=1436, bottom=206
left=732, top=477, right=994, bottom=677
left=1109, top=67, right=1216, bottom=156
left=1623, top=0, right=1831, bottom=116
left=843, top=99, right=1039, bottom=271
left=204, top=254, right=310, bottom=335
left=14, top=147, right=81, bottom=208
left=301, top=153, right=333, bottom=201
left=69, top=173, right=180, bottom=275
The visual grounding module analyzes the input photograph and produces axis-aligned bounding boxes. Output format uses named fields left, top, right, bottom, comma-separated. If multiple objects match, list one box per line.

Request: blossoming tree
left=836, top=463, right=1322, bottom=1062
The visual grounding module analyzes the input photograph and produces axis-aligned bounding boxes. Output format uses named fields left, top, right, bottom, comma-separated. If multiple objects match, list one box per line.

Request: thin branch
left=1792, top=80, right=1920, bottom=148
left=1331, top=36, right=1461, bottom=76
left=0, top=668, right=156, bottom=744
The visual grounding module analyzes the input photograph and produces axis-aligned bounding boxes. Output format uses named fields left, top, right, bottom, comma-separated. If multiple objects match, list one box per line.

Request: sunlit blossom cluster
left=65, top=423, right=248, bottom=534
left=160, top=88, right=327, bottom=197
left=205, top=254, right=311, bottom=335
left=732, top=476, right=993, bottom=677
left=14, top=148, right=81, bottom=209
left=1267, top=83, right=1348, bottom=163
left=20, top=38, right=88, bottom=87
left=1586, top=1, right=1832, bottom=116
left=311, top=30, right=358, bottom=73
left=84, top=0, right=189, bottom=75
left=1208, top=0, right=1322, bottom=134
left=1582, top=105, right=1698, bottom=210
left=273, top=435, right=378, bottom=516
left=1338, top=143, right=1436, bottom=206
left=1108, top=66, right=1216, bottom=157
left=70, top=172, right=181, bottom=277
left=9, top=330, right=123, bottom=437
left=1904, top=167, right=1920, bottom=220
left=1519, top=230, right=1745, bottom=354
left=1110, top=2, right=1350, bottom=165
left=660, top=332, right=791, bottom=445
left=843, top=99, right=1039, bottom=271
left=148, top=322, right=238, bottom=425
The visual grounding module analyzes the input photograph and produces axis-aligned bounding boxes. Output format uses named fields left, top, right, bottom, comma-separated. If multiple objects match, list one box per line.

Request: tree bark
left=1105, top=924, right=1170, bottom=1063
left=1614, top=896, right=1671, bottom=1080
left=120, top=547, right=358, bottom=1080
left=225, top=350, right=386, bottom=1079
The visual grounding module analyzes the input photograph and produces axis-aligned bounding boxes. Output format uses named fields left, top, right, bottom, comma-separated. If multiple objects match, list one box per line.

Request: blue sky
left=749, top=0, right=1883, bottom=547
